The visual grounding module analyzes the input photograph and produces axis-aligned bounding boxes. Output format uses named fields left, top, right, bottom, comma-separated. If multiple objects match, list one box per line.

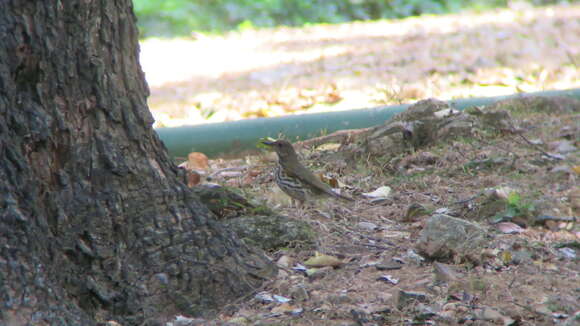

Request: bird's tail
left=333, top=191, right=354, bottom=202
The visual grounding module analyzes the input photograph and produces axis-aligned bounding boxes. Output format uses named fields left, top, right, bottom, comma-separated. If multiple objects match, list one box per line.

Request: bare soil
left=146, top=5, right=580, bottom=326
left=141, top=5, right=580, bottom=128
left=184, top=97, right=580, bottom=326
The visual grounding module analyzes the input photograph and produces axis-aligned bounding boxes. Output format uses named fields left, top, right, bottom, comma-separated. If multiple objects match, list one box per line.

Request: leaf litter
left=141, top=5, right=580, bottom=128
left=171, top=95, right=579, bottom=325
left=154, top=5, right=580, bottom=326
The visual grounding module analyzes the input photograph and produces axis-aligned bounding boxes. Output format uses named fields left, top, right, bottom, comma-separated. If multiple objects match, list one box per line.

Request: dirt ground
left=142, top=4, right=580, bottom=326
left=140, top=5, right=580, bottom=128
left=173, top=97, right=579, bottom=326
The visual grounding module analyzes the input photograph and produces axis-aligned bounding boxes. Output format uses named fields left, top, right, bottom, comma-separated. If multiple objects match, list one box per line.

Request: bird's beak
left=262, top=140, right=275, bottom=146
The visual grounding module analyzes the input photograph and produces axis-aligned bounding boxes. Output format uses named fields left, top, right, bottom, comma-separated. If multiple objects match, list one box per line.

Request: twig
left=297, top=127, right=372, bottom=148
left=516, top=132, right=563, bottom=160
left=454, top=192, right=484, bottom=205
left=509, top=300, right=549, bottom=317
left=207, top=166, right=249, bottom=179
left=504, top=118, right=563, bottom=161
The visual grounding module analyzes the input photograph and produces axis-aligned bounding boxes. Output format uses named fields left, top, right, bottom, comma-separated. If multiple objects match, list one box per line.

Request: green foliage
left=493, top=190, right=536, bottom=221
left=132, top=0, right=575, bottom=37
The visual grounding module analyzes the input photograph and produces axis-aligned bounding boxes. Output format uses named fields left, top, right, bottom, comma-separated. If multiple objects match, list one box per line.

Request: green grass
left=133, top=0, right=574, bottom=38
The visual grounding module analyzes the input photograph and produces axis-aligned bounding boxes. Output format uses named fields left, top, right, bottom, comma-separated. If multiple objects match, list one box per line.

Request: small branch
left=207, top=166, right=249, bottom=179
left=297, top=127, right=373, bottom=148
left=516, top=132, right=562, bottom=160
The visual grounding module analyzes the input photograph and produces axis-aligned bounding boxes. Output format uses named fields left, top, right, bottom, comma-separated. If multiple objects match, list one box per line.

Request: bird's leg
left=290, top=198, right=299, bottom=208
left=293, top=199, right=316, bottom=218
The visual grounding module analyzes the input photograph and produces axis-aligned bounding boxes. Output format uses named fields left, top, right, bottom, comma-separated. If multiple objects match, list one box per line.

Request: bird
left=262, top=139, right=353, bottom=205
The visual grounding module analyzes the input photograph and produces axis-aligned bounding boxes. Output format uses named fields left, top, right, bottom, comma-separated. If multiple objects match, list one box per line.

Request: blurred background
left=134, top=0, right=570, bottom=36
left=133, top=0, right=580, bottom=127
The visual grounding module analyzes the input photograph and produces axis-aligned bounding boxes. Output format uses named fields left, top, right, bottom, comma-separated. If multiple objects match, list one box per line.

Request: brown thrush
left=262, top=139, right=353, bottom=205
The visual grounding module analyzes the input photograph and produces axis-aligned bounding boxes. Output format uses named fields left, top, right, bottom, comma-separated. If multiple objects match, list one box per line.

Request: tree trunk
left=0, top=1, right=275, bottom=325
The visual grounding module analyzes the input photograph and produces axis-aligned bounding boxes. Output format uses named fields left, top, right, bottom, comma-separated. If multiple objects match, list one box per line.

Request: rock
left=510, top=249, right=533, bottom=265
left=375, top=260, right=403, bottom=271
left=396, top=290, right=429, bottom=310
left=562, top=310, right=580, bottom=326
left=377, top=274, right=399, bottom=284
left=223, top=215, right=315, bottom=251
left=307, top=266, right=334, bottom=280
left=415, top=214, right=489, bottom=262
left=166, top=315, right=208, bottom=326
left=433, top=262, right=460, bottom=283
left=357, top=221, right=378, bottom=231
left=271, top=303, right=296, bottom=314
left=327, top=293, right=353, bottom=305
left=404, top=249, right=426, bottom=265
left=365, top=98, right=475, bottom=157
left=549, top=140, right=576, bottom=154
left=276, top=255, right=293, bottom=268
left=350, top=309, right=370, bottom=325
left=474, top=306, right=516, bottom=326
left=557, top=247, right=576, bottom=260
left=290, top=285, right=309, bottom=302
left=414, top=303, right=440, bottom=321
left=399, top=151, right=440, bottom=169
left=226, top=317, right=250, bottom=325
left=403, top=203, right=430, bottom=222
left=550, top=164, right=574, bottom=176
left=475, top=108, right=513, bottom=131
left=191, top=184, right=272, bottom=219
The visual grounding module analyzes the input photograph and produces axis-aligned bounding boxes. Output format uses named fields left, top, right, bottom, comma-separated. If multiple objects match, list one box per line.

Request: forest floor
left=142, top=4, right=580, bottom=326
left=180, top=95, right=578, bottom=326
left=140, top=4, right=580, bottom=128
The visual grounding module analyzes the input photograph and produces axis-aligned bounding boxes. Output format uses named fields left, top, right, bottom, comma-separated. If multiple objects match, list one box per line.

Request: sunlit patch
left=141, top=6, right=580, bottom=128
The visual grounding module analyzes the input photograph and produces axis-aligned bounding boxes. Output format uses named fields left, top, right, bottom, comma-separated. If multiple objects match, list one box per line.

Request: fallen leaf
left=304, top=253, right=343, bottom=268
left=497, top=222, right=524, bottom=234
left=186, top=170, right=201, bottom=187
left=494, top=186, right=516, bottom=200
left=273, top=295, right=291, bottom=303
left=362, top=186, right=392, bottom=199
left=271, top=303, right=296, bottom=314
left=377, top=274, right=399, bottom=285
left=318, top=173, right=340, bottom=188
left=187, top=152, right=209, bottom=170
left=500, top=250, right=512, bottom=265
left=357, top=221, right=378, bottom=231
left=317, top=143, right=341, bottom=151
left=255, top=291, right=275, bottom=303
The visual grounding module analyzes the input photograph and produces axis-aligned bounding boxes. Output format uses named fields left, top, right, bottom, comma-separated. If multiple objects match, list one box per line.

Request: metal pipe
left=155, top=88, right=580, bottom=158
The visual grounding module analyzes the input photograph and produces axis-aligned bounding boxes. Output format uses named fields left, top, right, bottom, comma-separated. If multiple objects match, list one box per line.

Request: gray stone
left=224, top=215, right=315, bottom=251
left=415, top=214, right=489, bottom=262
left=290, top=285, right=309, bottom=302
left=397, top=291, right=429, bottom=310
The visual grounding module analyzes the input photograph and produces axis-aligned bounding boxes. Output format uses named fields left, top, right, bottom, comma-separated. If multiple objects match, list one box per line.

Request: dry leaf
left=362, top=186, right=392, bottom=199
left=186, top=170, right=201, bottom=187
left=317, top=143, right=341, bottom=151
left=497, top=222, right=524, bottom=234
left=271, top=303, right=296, bottom=314
left=318, top=173, right=342, bottom=188
left=304, top=253, right=343, bottom=268
left=500, top=250, right=512, bottom=265
left=187, top=152, right=209, bottom=170
left=377, top=274, right=399, bottom=285
left=494, top=186, right=515, bottom=200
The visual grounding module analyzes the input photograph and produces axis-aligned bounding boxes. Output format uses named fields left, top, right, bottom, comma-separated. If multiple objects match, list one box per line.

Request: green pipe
left=155, top=88, right=580, bottom=158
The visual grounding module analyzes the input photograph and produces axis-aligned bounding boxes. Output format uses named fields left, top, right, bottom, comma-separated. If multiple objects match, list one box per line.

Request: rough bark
left=0, top=1, right=275, bottom=325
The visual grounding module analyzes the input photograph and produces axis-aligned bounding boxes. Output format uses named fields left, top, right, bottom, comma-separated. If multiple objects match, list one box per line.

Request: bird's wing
left=287, top=163, right=354, bottom=201
left=291, top=163, right=337, bottom=196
